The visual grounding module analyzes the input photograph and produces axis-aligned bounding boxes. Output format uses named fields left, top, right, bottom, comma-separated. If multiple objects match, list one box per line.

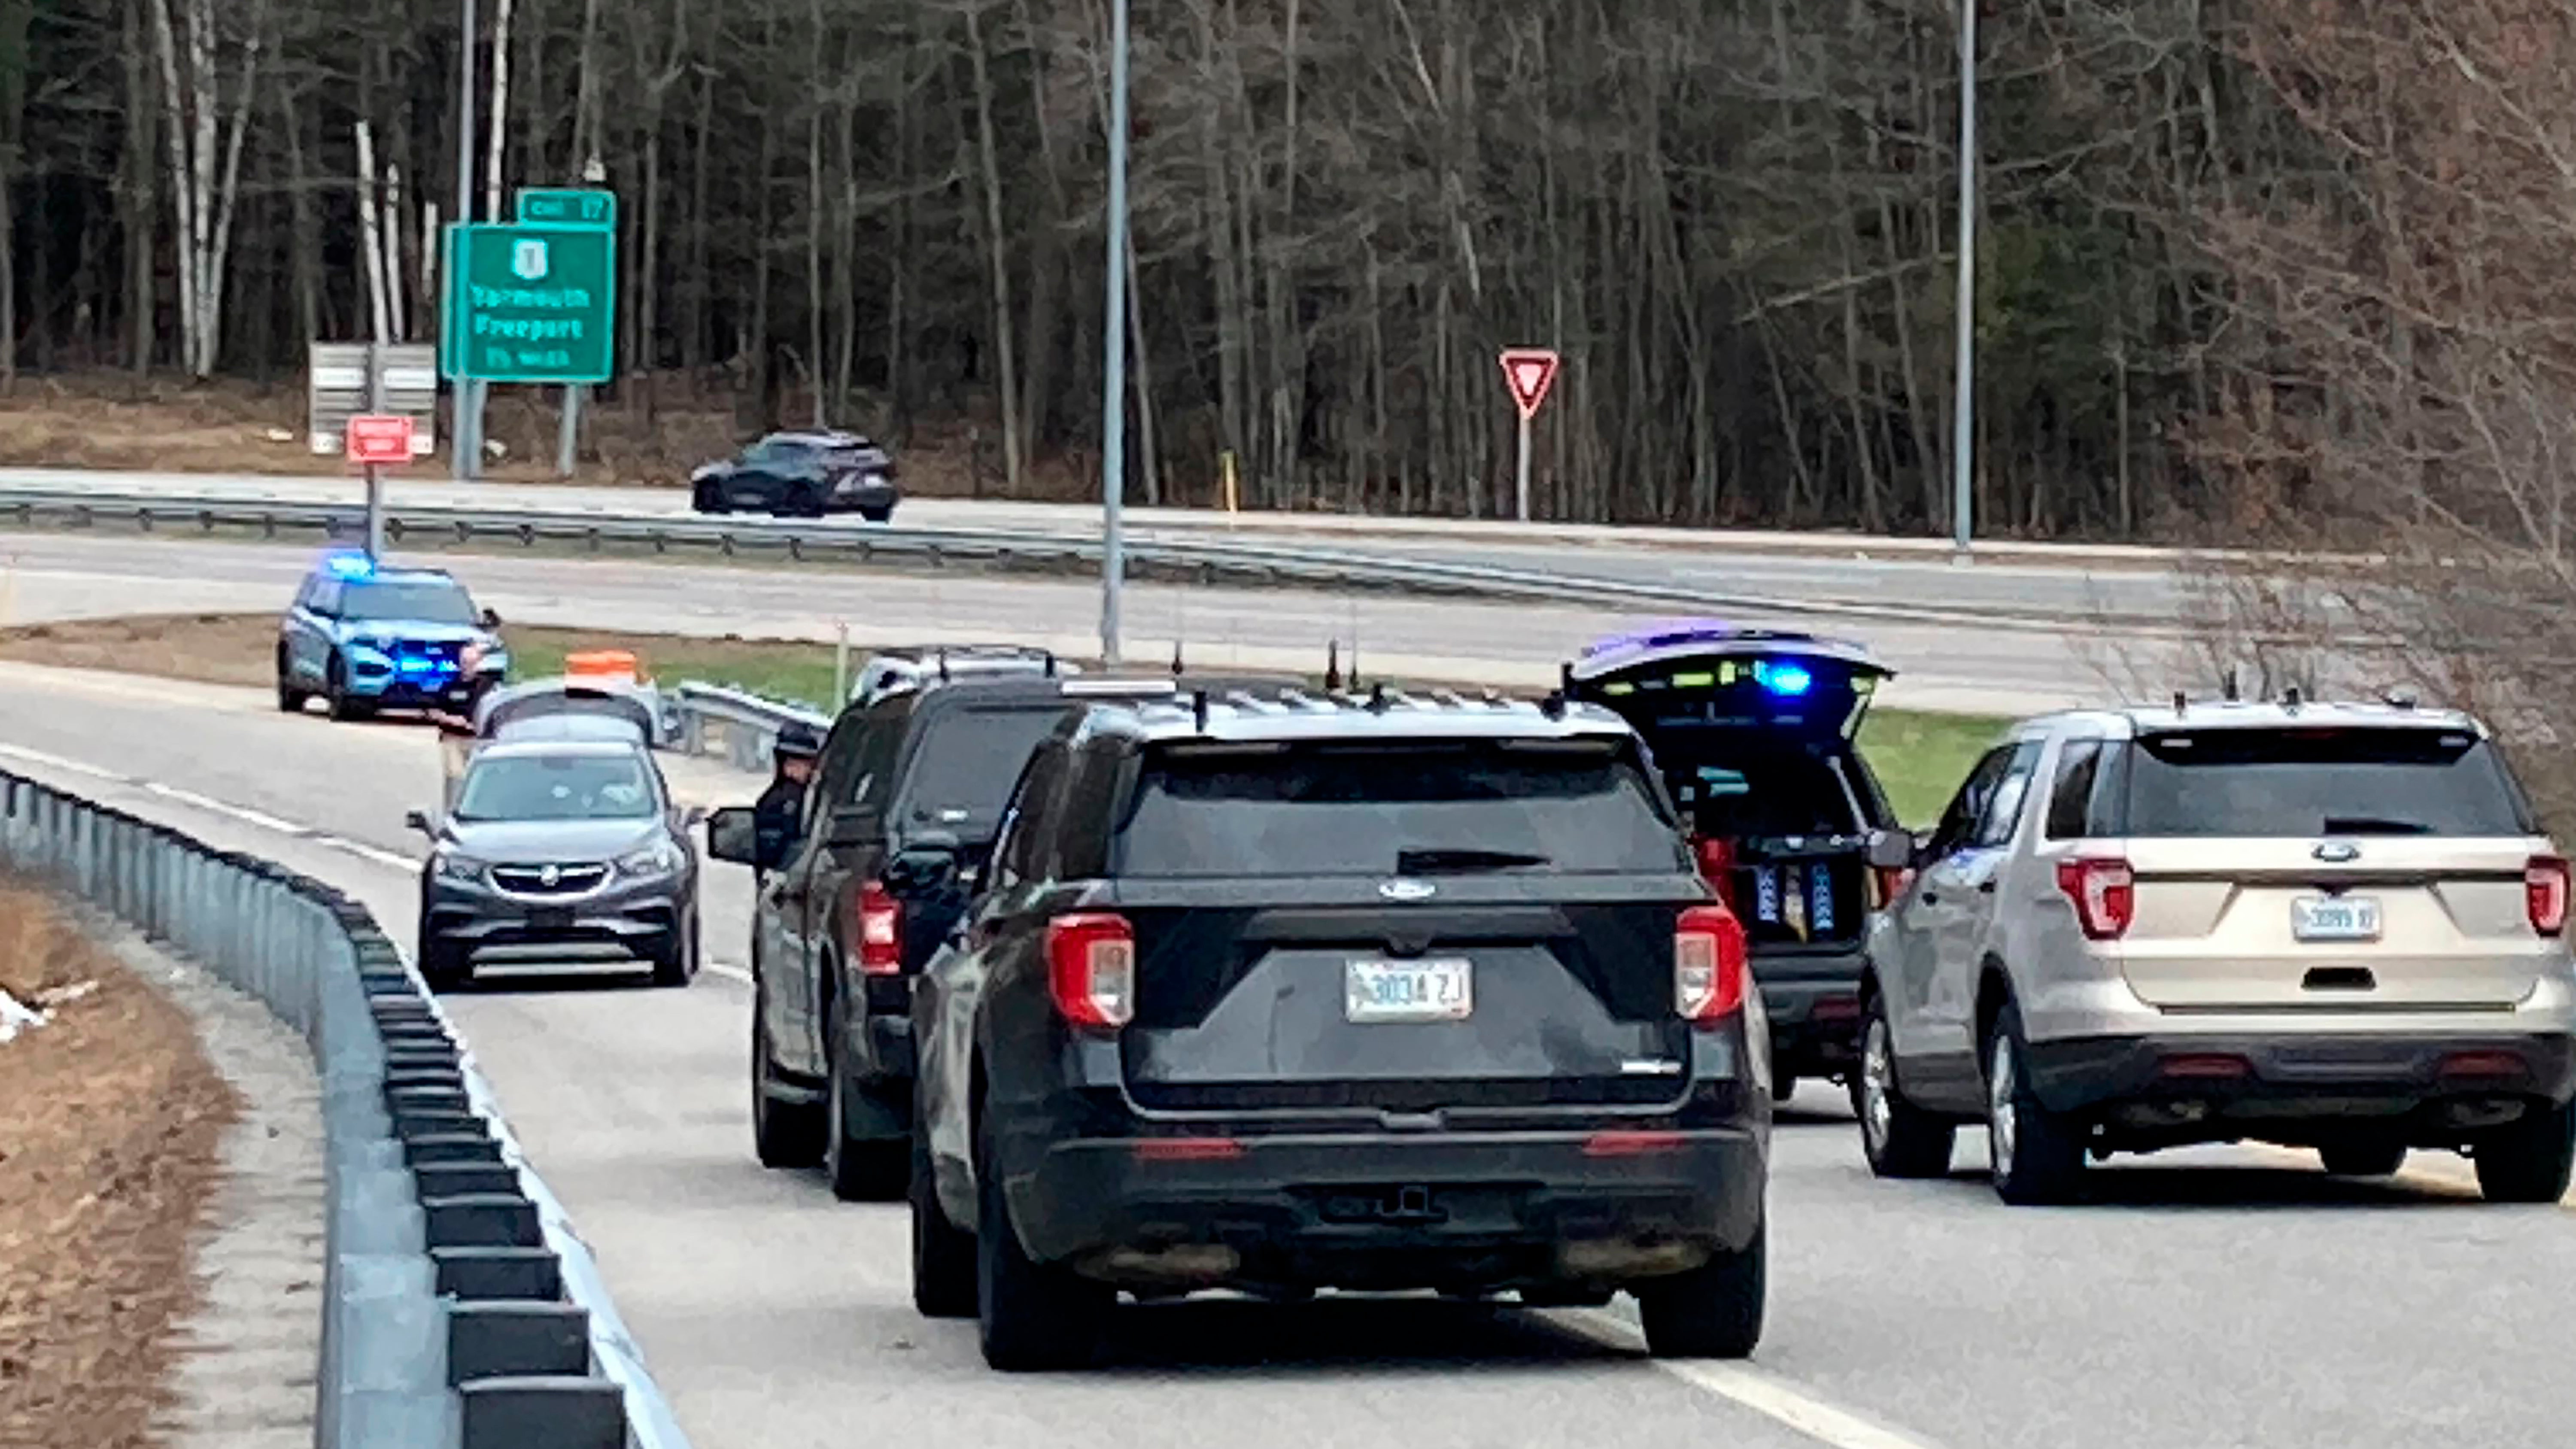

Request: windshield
left=2122, top=728, right=2534, bottom=838
left=894, top=705, right=1065, bottom=834
left=1112, top=741, right=1690, bottom=878
left=341, top=579, right=477, bottom=626
left=455, top=752, right=658, bottom=822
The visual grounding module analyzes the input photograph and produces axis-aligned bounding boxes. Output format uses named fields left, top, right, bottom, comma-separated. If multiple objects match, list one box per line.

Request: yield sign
left=1498, top=347, right=1560, bottom=420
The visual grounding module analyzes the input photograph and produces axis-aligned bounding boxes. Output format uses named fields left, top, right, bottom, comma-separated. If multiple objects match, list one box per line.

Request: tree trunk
left=962, top=4, right=1023, bottom=494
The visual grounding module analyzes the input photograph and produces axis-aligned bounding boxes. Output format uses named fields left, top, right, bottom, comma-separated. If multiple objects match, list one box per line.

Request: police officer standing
left=751, top=722, right=824, bottom=884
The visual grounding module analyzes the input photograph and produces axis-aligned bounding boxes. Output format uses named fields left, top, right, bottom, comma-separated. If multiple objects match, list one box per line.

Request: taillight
left=2054, top=857, right=2135, bottom=940
left=1692, top=837, right=1738, bottom=911
left=1046, top=913, right=1135, bottom=1030
left=1674, top=904, right=1748, bottom=1023
left=2527, top=855, right=2570, bottom=936
left=848, top=880, right=902, bottom=974
left=1868, top=865, right=1913, bottom=911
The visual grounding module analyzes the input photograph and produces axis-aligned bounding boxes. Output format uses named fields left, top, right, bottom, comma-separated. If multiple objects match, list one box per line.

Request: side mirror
left=1866, top=828, right=1919, bottom=871
left=705, top=806, right=769, bottom=867
left=404, top=809, right=434, bottom=836
left=479, top=608, right=503, bottom=629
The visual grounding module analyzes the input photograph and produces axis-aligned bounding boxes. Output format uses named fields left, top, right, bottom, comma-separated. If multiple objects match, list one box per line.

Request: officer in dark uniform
left=751, top=722, right=824, bottom=883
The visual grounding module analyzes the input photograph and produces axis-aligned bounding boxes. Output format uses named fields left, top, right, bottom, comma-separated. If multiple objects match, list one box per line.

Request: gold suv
left=1853, top=698, right=2576, bottom=1205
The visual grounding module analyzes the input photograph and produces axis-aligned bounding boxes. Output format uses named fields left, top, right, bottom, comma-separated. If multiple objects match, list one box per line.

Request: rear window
left=1665, top=740, right=1868, bottom=838
left=1111, top=740, right=1691, bottom=878
left=2121, top=727, right=2535, bottom=838
left=895, top=705, right=1065, bottom=833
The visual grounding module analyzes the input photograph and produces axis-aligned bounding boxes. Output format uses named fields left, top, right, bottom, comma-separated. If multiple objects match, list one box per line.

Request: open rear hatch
left=1566, top=621, right=1896, bottom=949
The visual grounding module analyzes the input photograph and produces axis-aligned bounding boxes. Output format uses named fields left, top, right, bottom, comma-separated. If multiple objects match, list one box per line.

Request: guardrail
left=0, top=486, right=2141, bottom=632
left=0, top=770, right=690, bottom=1449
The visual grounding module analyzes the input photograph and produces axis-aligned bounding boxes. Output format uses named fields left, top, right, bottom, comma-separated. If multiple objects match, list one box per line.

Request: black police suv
left=688, top=430, right=899, bottom=520
left=706, top=667, right=1293, bottom=1203
left=907, top=686, right=1771, bottom=1370
left=1568, top=621, right=1903, bottom=1103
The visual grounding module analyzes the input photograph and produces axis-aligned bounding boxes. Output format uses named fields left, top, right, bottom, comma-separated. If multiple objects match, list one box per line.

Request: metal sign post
left=345, top=414, right=416, bottom=560
left=1099, top=0, right=1132, bottom=666
left=1498, top=348, right=1561, bottom=522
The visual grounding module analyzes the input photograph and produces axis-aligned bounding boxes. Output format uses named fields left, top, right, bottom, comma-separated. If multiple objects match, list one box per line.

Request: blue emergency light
left=1755, top=660, right=1813, bottom=697
left=322, top=551, right=374, bottom=580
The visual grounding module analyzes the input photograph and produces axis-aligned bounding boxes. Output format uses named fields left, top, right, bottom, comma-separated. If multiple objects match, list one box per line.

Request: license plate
left=2293, top=895, right=2382, bottom=942
left=528, top=907, right=575, bottom=931
left=1344, top=958, right=1473, bottom=1024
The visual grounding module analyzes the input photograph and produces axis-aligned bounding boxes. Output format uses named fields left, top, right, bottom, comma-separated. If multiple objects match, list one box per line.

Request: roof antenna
left=1173, top=591, right=1188, bottom=678
left=2172, top=690, right=2187, bottom=714
left=2283, top=684, right=2303, bottom=711
left=2222, top=667, right=2240, bottom=703
left=1561, top=661, right=1576, bottom=700
left=1043, top=650, right=1058, bottom=678
left=1324, top=639, right=1342, bottom=692
left=1191, top=687, right=1209, bottom=732
left=1368, top=680, right=1388, bottom=712
left=1540, top=688, right=1567, bottom=720
left=936, top=647, right=950, bottom=682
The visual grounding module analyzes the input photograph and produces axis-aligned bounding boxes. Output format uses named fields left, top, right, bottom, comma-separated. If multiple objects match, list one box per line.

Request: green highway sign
left=440, top=222, right=616, bottom=383
left=515, top=187, right=616, bottom=229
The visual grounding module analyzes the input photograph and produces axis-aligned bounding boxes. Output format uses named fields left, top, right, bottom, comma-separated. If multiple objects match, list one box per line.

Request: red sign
left=345, top=414, right=415, bottom=467
left=1498, top=348, right=1560, bottom=420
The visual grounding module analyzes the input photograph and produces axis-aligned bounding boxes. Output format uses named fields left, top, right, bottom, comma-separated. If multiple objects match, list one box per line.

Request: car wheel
left=1769, top=1061, right=1797, bottom=1107
left=324, top=653, right=371, bottom=722
left=1853, top=993, right=1956, bottom=1179
left=416, top=926, right=471, bottom=992
left=858, top=504, right=893, bottom=524
left=823, top=993, right=908, bottom=1202
left=976, top=1112, right=1109, bottom=1371
left=750, top=987, right=826, bottom=1170
left=911, top=1090, right=978, bottom=1319
left=1635, top=1217, right=1765, bottom=1360
left=275, top=647, right=308, bottom=713
left=649, top=917, right=698, bottom=989
left=2319, top=1141, right=2408, bottom=1177
left=778, top=485, right=824, bottom=519
left=2476, top=1098, right=2576, bottom=1204
left=1985, top=1002, right=2085, bottom=1206
left=693, top=482, right=728, bottom=514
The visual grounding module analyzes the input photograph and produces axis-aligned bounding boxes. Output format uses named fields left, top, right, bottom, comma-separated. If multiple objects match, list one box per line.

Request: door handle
left=1977, top=879, right=1997, bottom=895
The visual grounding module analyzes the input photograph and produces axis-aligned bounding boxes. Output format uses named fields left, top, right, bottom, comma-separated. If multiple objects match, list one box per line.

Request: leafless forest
left=0, top=0, right=2568, bottom=561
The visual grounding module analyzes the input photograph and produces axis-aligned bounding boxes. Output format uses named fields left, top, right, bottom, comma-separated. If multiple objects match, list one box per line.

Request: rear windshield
left=1660, top=737, right=1868, bottom=838
left=2121, top=727, right=2534, bottom=838
left=1112, top=741, right=1691, bottom=878
left=896, top=705, right=1065, bottom=834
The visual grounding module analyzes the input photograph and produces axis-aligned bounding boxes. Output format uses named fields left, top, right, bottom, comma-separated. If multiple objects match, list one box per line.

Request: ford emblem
left=1379, top=879, right=1436, bottom=902
left=2312, top=841, right=2360, bottom=864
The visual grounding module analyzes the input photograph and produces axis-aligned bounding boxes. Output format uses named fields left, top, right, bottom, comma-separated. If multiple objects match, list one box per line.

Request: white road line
left=140, top=780, right=310, bottom=836
left=703, top=963, right=753, bottom=986
left=308, top=833, right=425, bottom=871
left=1560, top=1310, right=1949, bottom=1449
left=0, top=740, right=125, bottom=781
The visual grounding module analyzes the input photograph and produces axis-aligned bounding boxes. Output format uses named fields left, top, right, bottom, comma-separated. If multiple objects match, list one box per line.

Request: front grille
left=490, top=863, right=610, bottom=896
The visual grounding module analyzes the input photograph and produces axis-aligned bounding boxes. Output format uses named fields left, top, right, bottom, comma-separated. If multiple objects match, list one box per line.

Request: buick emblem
left=2312, top=841, right=2360, bottom=864
left=539, top=863, right=562, bottom=886
left=1379, top=879, right=1436, bottom=902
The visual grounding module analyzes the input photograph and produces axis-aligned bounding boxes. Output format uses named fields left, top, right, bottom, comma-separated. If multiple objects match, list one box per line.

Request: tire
left=1769, top=1061, right=1798, bottom=1107
left=2476, top=1099, right=2576, bottom=1204
left=911, top=1093, right=978, bottom=1319
left=1984, top=1002, right=2086, bottom=1206
left=823, top=993, right=908, bottom=1202
left=276, top=648, right=308, bottom=713
left=2319, top=1141, right=2408, bottom=1178
left=781, top=486, right=824, bottom=519
left=751, top=987, right=826, bottom=1170
left=324, top=653, right=372, bottom=722
left=693, top=483, right=728, bottom=514
left=1635, top=1219, right=1765, bottom=1360
left=859, top=504, right=893, bottom=524
left=416, top=927, right=471, bottom=992
left=649, top=917, right=699, bottom=989
left=1853, top=993, right=1957, bottom=1180
left=976, top=1115, right=1110, bottom=1372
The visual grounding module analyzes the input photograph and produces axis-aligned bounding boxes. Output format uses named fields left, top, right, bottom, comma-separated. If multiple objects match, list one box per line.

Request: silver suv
left=1853, top=698, right=2576, bottom=1205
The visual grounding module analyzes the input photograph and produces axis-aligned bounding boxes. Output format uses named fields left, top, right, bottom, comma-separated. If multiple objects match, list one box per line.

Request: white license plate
left=1344, top=958, right=1473, bottom=1024
left=2293, top=895, right=2383, bottom=942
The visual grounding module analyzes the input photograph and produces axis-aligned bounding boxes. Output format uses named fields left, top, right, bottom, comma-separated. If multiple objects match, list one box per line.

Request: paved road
left=0, top=531, right=2176, bottom=717
left=6, top=662, right=2575, bottom=1449
left=0, top=464, right=2195, bottom=624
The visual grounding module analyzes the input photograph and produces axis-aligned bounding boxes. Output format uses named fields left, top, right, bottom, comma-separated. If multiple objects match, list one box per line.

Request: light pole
left=1098, top=0, right=1131, bottom=665
left=453, top=0, right=480, bottom=482
left=1949, top=0, right=1978, bottom=556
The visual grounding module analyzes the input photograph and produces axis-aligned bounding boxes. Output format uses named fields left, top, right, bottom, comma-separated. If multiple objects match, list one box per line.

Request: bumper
left=344, top=660, right=504, bottom=706
left=2023, top=1031, right=2576, bottom=1120
left=1006, top=1127, right=1765, bottom=1291
left=422, top=874, right=689, bottom=958
left=1755, top=948, right=1867, bottom=1071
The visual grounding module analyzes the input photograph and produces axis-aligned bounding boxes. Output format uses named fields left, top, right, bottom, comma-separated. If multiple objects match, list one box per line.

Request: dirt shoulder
left=0, top=882, right=240, bottom=1449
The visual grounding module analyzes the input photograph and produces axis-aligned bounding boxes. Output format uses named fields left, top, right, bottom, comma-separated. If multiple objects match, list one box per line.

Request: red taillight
left=2527, top=856, right=2569, bottom=937
left=2055, top=857, right=2135, bottom=940
left=1692, top=837, right=1738, bottom=910
left=1674, top=904, right=1748, bottom=1023
left=1582, top=1129, right=1687, bottom=1157
left=2157, top=1053, right=2250, bottom=1080
left=2441, top=1050, right=2527, bottom=1079
left=1046, top=912, right=1136, bottom=1030
left=1131, top=1136, right=1243, bottom=1162
left=848, top=879, right=902, bottom=974
left=1869, top=865, right=1914, bottom=911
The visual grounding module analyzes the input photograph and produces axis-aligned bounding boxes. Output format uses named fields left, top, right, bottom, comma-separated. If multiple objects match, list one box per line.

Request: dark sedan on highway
left=689, top=430, right=900, bottom=521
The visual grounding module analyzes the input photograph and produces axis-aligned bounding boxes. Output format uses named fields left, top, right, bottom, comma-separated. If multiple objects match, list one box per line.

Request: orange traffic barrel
left=563, top=649, right=642, bottom=682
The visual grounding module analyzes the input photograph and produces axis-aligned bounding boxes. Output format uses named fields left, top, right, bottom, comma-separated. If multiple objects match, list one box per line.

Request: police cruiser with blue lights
left=276, top=553, right=510, bottom=721
left=1565, top=620, right=1913, bottom=1106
